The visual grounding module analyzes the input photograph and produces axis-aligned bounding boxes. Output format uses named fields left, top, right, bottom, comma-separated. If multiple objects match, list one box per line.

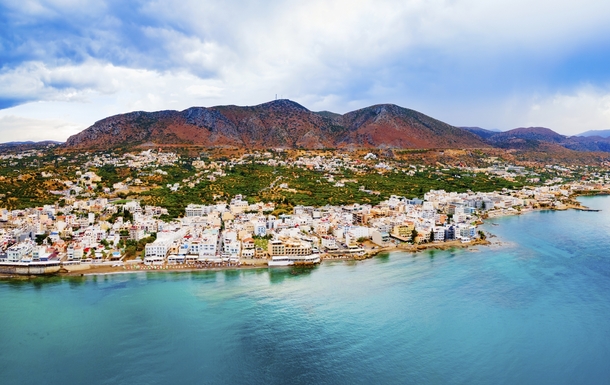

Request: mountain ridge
left=65, top=101, right=610, bottom=153
left=577, top=129, right=610, bottom=138
left=463, top=126, right=610, bottom=153
left=65, top=100, right=488, bottom=150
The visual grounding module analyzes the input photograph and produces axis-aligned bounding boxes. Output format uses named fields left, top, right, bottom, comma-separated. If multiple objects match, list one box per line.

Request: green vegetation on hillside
left=137, top=163, right=526, bottom=217
left=0, top=145, right=604, bottom=216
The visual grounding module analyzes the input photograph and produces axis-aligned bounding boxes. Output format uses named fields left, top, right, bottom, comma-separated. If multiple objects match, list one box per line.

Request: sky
left=1, top=0, right=610, bottom=142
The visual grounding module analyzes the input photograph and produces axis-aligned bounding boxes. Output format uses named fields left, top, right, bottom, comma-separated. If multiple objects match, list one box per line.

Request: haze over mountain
left=0, top=140, right=62, bottom=149
left=460, top=127, right=502, bottom=140
left=577, top=129, right=610, bottom=138
left=464, top=126, right=610, bottom=153
left=65, top=100, right=488, bottom=150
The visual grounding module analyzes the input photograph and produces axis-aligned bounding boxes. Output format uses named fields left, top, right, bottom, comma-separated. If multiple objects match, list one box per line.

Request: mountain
left=0, top=140, right=62, bottom=146
left=576, top=129, right=610, bottom=138
left=336, top=104, right=485, bottom=148
left=0, top=140, right=62, bottom=153
left=562, top=136, right=610, bottom=152
left=65, top=100, right=488, bottom=150
left=460, top=127, right=502, bottom=140
left=469, top=126, right=610, bottom=153
left=488, top=127, right=566, bottom=144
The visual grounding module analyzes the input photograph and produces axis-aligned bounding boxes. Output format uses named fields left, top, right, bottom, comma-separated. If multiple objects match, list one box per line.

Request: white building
left=145, top=229, right=187, bottom=259
left=321, top=236, right=337, bottom=250
left=185, top=204, right=214, bottom=217
left=198, top=234, right=218, bottom=259
left=433, top=227, right=446, bottom=242
left=6, top=241, right=34, bottom=262
left=145, top=238, right=172, bottom=258
left=253, top=221, right=267, bottom=237
left=371, top=230, right=390, bottom=246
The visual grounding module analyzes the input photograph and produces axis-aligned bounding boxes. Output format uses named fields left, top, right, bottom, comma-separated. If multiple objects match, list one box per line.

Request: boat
left=267, top=253, right=321, bottom=267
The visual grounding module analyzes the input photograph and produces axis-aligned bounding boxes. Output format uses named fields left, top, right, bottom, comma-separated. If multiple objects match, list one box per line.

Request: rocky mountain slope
left=65, top=100, right=488, bottom=149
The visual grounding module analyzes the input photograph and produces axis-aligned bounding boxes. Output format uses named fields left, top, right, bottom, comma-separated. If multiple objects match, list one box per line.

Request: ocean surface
left=2, top=196, right=610, bottom=385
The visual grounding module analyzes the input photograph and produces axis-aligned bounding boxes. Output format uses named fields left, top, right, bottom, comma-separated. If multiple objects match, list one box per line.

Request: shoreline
left=0, top=194, right=601, bottom=281
left=0, top=238, right=493, bottom=280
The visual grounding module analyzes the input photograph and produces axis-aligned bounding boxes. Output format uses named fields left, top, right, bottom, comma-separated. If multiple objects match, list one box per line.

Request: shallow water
left=1, top=196, right=610, bottom=385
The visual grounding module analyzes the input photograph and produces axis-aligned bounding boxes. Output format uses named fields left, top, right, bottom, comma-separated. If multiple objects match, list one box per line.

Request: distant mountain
left=0, top=140, right=62, bottom=146
left=65, top=100, right=488, bottom=150
left=461, top=127, right=502, bottom=140
left=0, top=140, right=62, bottom=152
left=476, top=126, right=610, bottom=153
left=576, top=129, right=610, bottom=138
left=488, top=127, right=566, bottom=144
left=314, top=111, right=342, bottom=120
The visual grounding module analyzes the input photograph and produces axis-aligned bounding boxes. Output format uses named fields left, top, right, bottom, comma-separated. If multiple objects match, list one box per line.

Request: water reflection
left=375, top=252, right=390, bottom=263
left=268, top=265, right=317, bottom=284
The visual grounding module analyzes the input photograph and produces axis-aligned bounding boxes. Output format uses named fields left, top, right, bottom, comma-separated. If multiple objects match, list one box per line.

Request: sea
left=1, top=196, right=610, bottom=385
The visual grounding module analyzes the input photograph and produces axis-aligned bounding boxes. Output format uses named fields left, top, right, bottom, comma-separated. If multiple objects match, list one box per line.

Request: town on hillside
left=0, top=146, right=608, bottom=274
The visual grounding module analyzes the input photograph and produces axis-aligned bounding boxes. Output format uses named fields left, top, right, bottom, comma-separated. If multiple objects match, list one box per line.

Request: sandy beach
left=45, top=238, right=490, bottom=278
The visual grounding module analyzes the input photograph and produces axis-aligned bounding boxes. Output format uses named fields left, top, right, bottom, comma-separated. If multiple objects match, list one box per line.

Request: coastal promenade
left=0, top=238, right=494, bottom=279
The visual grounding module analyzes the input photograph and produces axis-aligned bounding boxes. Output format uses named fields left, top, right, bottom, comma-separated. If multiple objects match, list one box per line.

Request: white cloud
left=136, top=0, right=610, bottom=66
left=0, top=60, right=225, bottom=106
left=3, top=60, right=610, bottom=141
left=522, top=86, right=610, bottom=135
left=2, top=0, right=610, bottom=140
left=440, top=85, right=610, bottom=135
left=0, top=115, right=80, bottom=142
left=0, top=60, right=229, bottom=141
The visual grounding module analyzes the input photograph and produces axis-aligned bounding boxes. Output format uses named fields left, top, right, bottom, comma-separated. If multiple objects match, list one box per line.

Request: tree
left=411, top=229, right=418, bottom=243
left=122, top=209, right=134, bottom=222
left=35, top=233, right=48, bottom=245
left=478, top=230, right=486, bottom=240
left=125, top=245, right=137, bottom=259
left=429, top=230, right=435, bottom=243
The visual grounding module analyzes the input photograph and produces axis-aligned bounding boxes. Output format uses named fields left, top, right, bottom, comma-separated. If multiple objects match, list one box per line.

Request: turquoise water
left=2, top=196, right=610, bottom=385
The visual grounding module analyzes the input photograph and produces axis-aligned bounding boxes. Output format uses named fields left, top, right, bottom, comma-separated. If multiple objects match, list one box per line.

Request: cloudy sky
left=1, top=0, right=610, bottom=141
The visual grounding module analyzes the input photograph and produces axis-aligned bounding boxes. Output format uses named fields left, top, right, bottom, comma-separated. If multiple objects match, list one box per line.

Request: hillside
left=65, top=100, right=488, bottom=150
left=488, top=127, right=565, bottom=144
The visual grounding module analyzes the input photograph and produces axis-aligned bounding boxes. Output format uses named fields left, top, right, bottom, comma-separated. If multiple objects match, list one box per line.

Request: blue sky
left=1, top=0, right=610, bottom=141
